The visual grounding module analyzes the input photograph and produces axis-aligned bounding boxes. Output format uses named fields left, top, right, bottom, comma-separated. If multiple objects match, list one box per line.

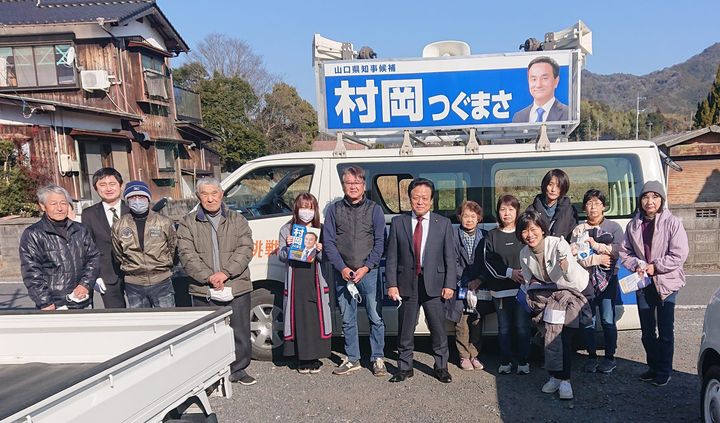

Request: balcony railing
left=173, top=85, right=202, bottom=124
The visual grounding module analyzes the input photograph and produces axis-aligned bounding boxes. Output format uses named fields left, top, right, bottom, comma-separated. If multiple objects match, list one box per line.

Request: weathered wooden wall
left=666, top=132, right=720, bottom=205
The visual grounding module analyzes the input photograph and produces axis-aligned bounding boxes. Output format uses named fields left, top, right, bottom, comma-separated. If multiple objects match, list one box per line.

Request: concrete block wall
left=0, top=218, right=38, bottom=281
left=670, top=203, right=720, bottom=271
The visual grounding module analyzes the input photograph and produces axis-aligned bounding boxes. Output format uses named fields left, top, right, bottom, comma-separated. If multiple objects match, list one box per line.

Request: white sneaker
left=541, top=377, right=562, bottom=393
left=558, top=380, right=573, bottom=400
left=498, top=363, right=512, bottom=374
left=516, top=363, right=530, bottom=375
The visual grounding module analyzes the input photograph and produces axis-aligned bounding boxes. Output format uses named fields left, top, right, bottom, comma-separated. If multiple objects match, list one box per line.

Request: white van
left=221, top=140, right=665, bottom=360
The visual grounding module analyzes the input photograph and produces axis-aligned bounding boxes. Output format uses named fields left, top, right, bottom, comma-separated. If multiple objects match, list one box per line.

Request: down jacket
left=19, top=216, right=100, bottom=309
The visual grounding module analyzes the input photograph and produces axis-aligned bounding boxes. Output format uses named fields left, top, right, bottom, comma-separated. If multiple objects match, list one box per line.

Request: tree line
left=693, top=64, right=720, bottom=128
left=173, top=34, right=318, bottom=172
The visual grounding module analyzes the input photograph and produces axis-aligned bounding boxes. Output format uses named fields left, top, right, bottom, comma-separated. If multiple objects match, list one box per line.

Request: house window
left=141, top=53, right=170, bottom=101
left=0, top=44, right=76, bottom=89
left=156, top=142, right=177, bottom=171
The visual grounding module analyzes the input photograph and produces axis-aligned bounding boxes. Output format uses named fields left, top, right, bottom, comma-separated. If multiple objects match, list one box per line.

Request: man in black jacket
left=81, top=167, right=128, bottom=308
left=20, top=184, right=101, bottom=310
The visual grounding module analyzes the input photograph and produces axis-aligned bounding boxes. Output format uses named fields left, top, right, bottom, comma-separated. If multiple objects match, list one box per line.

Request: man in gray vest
left=324, top=166, right=387, bottom=376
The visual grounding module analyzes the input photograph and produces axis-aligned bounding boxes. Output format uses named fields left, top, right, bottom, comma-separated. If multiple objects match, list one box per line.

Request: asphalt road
left=2, top=274, right=718, bottom=422
left=211, top=308, right=707, bottom=422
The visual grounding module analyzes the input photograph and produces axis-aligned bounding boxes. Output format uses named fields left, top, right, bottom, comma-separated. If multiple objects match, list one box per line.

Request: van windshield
left=224, top=164, right=314, bottom=219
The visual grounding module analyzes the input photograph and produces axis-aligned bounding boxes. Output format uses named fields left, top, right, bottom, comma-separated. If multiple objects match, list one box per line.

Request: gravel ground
left=209, top=309, right=704, bottom=423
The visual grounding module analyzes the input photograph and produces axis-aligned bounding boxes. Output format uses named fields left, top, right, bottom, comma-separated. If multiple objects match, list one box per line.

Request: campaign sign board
left=316, top=50, right=579, bottom=132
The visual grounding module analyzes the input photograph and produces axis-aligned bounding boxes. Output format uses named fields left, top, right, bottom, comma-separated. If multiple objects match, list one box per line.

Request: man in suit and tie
left=512, top=56, right=569, bottom=123
left=386, top=178, right=457, bottom=383
left=81, top=167, right=128, bottom=308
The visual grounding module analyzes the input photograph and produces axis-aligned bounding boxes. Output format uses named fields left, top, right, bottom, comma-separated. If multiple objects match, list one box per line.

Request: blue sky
left=161, top=1, right=719, bottom=102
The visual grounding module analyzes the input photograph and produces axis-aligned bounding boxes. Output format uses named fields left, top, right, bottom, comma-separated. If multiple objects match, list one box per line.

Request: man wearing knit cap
left=111, top=181, right=177, bottom=308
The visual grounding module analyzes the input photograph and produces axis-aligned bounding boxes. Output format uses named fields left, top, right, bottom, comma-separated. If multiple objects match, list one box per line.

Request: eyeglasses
left=585, top=200, right=604, bottom=209
left=343, top=181, right=363, bottom=186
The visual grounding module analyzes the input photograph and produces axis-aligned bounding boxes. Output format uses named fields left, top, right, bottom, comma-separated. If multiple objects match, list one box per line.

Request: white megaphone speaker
left=544, top=20, right=593, bottom=55
left=422, top=40, right=471, bottom=58
left=312, top=33, right=354, bottom=65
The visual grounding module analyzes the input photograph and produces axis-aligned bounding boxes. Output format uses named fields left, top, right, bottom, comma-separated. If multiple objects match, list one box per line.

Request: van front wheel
left=249, top=284, right=284, bottom=361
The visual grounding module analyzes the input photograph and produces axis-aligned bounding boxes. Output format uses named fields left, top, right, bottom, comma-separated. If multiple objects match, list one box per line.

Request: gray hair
left=37, top=184, right=72, bottom=205
left=341, top=165, right=366, bottom=182
left=195, top=177, right=222, bottom=194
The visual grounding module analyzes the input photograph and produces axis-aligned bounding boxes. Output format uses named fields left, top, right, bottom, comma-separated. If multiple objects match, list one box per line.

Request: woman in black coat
left=526, top=169, right=578, bottom=241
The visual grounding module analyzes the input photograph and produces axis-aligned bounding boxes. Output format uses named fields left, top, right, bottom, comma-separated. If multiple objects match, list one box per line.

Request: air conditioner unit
left=59, top=153, right=80, bottom=173
left=80, top=70, right=111, bottom=92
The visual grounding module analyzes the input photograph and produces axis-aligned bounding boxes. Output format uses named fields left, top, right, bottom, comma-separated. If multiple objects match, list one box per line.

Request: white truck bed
left=0, top=308, right=235, bottom=423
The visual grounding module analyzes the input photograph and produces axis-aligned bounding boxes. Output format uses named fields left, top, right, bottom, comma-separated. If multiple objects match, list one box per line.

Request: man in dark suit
left=386, top=178, right=457, bottom=383
left=82, top=167, right=128, bottom=308
left=512, top=56, right=569, bottom=123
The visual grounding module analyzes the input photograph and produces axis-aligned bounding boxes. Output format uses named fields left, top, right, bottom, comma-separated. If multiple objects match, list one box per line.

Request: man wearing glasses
left=324, top=166, right=387, bottom=377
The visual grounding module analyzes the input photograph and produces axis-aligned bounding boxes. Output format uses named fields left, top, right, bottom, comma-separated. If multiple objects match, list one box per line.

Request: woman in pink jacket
left=619, top=180, right=688, bottom=387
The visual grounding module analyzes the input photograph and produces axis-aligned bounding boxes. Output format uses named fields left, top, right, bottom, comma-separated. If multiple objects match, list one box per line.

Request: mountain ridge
left=581, top=42, right=720, bottom=116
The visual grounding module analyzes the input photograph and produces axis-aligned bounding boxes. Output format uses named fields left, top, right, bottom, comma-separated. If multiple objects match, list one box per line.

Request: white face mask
left=298, top=208, right=314, bottom=223
left=128, top=197, right=149, bottom=214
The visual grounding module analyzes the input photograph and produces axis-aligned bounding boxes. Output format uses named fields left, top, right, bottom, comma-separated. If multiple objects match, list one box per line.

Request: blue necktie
left=535, top=108, right=545, bottom=122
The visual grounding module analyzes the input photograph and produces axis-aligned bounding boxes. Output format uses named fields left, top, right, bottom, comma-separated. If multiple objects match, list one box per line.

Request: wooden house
left=653, top=125, right=720, bottom=205
left=0, top=0, right=220, bottom=208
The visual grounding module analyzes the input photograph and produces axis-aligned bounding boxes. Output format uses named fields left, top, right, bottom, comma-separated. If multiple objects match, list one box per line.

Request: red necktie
left=413, top=216, right=423, bottom=275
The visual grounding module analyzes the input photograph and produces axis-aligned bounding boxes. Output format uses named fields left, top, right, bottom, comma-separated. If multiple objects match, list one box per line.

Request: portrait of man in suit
left=512, top=56, right=569, bottom=123
left=81, top=167, right=128, bottom=308
left=386, top=178, right=457, bottom=384
left=300, top=232, right=318, bottom=262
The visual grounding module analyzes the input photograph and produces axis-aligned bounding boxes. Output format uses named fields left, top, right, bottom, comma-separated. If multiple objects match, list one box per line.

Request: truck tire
left=250, top=283, right=284, bottom=361
left=702, top=365, right=720, bottom=423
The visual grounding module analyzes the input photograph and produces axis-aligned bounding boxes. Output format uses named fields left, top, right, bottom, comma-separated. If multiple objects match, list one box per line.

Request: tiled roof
left=654, top=125, right=720, bottom=147
left=0, top=0, right=155, bottom=25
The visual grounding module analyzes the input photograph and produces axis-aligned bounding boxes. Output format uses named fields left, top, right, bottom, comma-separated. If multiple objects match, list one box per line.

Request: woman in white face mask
left=277, top=193, right=332, bottom=374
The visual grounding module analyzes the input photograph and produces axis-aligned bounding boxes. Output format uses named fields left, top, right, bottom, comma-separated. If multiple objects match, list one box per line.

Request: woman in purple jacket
left=619, top=180, right=688, bottom=387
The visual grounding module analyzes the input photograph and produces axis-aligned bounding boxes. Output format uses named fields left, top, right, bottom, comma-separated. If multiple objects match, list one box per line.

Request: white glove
left=466, top=289, right=478, bottom=309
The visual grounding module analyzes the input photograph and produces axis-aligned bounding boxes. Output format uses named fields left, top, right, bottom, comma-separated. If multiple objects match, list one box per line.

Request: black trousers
left=193, top=292, right=251, bottom=375
left=397, top=274, right=449, bottom=371
left=549, top=326, right=576, bottom=380
left=100, top=280, right=127, bottom=309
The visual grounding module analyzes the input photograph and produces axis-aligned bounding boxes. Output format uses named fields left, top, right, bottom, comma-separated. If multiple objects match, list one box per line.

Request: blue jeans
left=584, top=276, right=618, bottom=359
left=637, top=283, right=676, bottom=378
left=335, top=268, right=385, bottom=362
left=125, top=278, right=175, bottom=308
left=493, top=296, right=531, bottom=364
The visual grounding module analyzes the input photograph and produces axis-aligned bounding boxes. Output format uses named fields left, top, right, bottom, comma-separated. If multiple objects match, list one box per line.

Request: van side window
left=341, top=153, right=640, bottom=222
left=338, top=163, right=480, bottom=222
left=487, top=155, right=639, bottom=219
left=224, top=165, right=314, bottom=219
left=376, top=174, right=413, bottom=213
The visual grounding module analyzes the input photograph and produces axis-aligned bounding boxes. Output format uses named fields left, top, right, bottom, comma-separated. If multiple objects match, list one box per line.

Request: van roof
left=248, top=140, right=657, bottom=163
